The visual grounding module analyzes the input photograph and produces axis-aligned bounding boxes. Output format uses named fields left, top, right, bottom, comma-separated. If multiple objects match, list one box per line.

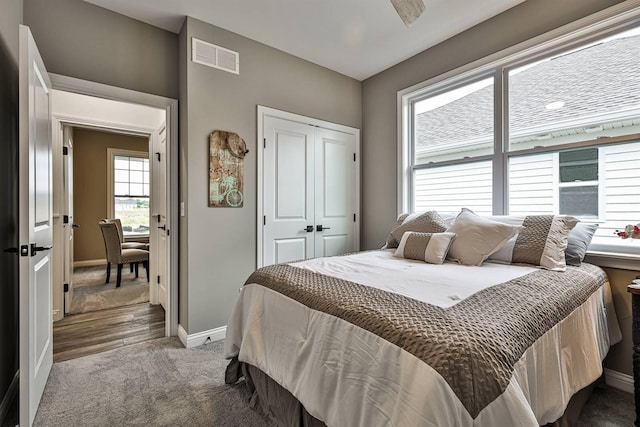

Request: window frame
left=398, top=3, right=640, bottom=261
left=106, top=148, right=150, bottom=238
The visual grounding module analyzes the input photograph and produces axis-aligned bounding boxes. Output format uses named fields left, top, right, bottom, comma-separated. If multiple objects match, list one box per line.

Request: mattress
left=224, top=250, right=621, bottom=426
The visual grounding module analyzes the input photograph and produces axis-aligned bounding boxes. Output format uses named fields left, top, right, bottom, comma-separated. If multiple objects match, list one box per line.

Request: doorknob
left=30, top=243, right=52, bottom=257
left=303, top=225, right=314, bottom=232
left=72, top=223, right=80, bottom=229
left=316, top=225, right=331, bottom=232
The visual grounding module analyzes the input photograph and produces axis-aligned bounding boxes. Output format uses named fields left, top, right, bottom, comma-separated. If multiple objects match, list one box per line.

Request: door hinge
left=62, top=146, right=68, bottom=155
left=63, top=215, right=69, bottom=224
left=167, top=229, right=170, bottom=236
left=353, top=153, right=356, bottom=162
left=63, top=283, right=69, bottom=292
left=157, top=275, right=160, bottom=284
left=353, top=213, right=356, bottom=222
left=263, top=216, right=266, bottom=225
left=263, top=138, right=266, bottom=149
left=156, top=152, right=161, bottom=161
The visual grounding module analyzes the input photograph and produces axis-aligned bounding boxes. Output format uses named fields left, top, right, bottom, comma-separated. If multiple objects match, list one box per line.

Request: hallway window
left=109, top=149, right=150, bottom=235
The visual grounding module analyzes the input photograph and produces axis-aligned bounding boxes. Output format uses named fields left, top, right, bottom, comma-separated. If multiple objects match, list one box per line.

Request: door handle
left=30, top=243, right=52, bottom=257
left=158, top=225, right=166, bottom=230
left=303, top=225, right=314, bottom=232
left=72, top=223, right=80, bottom=229
left=316, top=225, right=331, bottom=232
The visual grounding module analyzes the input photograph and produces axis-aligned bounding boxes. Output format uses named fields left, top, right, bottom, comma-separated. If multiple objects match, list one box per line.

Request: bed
left=224, top=211, right=622, bottom=426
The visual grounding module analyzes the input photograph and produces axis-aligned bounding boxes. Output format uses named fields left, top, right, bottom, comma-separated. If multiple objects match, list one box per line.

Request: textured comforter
left=224, top=252, right=620, bottom=426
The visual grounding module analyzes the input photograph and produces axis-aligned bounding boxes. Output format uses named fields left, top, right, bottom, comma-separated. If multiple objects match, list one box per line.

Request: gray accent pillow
left=565, top=222, right=599, bottom=266
left=386, top=211, right=448, bottom=249
left=393, top=232, right=456, bottom=264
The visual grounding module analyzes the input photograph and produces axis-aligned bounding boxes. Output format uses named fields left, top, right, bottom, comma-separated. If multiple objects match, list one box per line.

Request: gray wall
left=23, top=0, right=178, bottom=99
left=0, top=0, right=22, bottom=423
left=360, top=0, right=631, bottom=374
left=180, top=17, right=361, bottom=333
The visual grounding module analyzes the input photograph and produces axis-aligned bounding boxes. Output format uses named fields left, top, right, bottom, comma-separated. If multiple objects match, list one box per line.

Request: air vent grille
left=192, top=37, right=239, bottom=75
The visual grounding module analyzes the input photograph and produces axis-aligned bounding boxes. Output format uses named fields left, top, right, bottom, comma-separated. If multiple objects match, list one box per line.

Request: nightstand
left=627, top=284, right=640, bottom=426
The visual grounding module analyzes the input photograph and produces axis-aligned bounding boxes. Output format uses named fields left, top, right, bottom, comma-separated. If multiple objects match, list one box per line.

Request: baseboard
left=604, top=368, right=634, bottom=394
left=74, top=258, right=106, bottom=268
left=178, top=324, right=226, bottom=348
left=0, top=370, right=18, bottom=425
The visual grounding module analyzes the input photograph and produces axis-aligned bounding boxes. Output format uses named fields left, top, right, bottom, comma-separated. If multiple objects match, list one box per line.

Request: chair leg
left=135, top=262, right=139, bottom=278
left=130, top=263, right=134, bottom=273
left=116, top=264, right=123, bottom=288
left=144, top=261, right=149, bottom=282
left=106, top=263, right=111, bottom=283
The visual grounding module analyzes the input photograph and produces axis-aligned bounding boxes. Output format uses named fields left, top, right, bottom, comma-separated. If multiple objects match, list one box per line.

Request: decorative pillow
left=488, top=214, right=578, bottom=271
left=565, top=222, right=599, bottom=266
left=385, top=211, right=448, bottom=249
left=385, top=213, right=410, bottom=248
left=394, top=232, right=456, bottom=264
left=446, top=209, right=522, bottom=266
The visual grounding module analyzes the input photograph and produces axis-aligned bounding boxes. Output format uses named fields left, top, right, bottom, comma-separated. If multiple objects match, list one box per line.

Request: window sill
left=584, top=251, right=640, bottom=271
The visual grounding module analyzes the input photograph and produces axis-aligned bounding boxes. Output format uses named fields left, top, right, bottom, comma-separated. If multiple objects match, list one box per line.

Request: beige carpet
left=69, top=266, right=149, bottom=314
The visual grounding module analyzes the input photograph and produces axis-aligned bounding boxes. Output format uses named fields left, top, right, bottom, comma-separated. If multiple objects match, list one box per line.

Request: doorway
left=49, top=77, right=178, bottom=359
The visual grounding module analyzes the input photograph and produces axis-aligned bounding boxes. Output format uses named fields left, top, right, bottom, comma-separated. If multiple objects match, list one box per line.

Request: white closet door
left=263, top=116, right=315, bottom=266
left=314, top=128, right=356, bottom=258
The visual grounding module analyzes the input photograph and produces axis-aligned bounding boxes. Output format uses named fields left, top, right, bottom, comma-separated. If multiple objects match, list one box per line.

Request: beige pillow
left=488, top=214, right=578, bottom=271
left=386, top=211, right=448, bottom=249
left=446, top=208, right=522, bottom=266
left=394, top=232, right=456, bottom=264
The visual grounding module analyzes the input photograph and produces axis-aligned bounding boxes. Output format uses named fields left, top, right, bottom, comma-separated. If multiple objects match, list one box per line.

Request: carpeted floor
left=69, top=266, right=149, bottom=314
left=33, top=337, right=634, bottom=426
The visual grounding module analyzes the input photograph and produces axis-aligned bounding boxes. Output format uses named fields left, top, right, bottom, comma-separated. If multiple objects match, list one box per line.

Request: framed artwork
left=208, top=130, right=248, bottom=207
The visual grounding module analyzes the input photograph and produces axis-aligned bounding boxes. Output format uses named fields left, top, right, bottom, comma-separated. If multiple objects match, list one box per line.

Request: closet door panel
left=314, top=128, right=356, bottom=258
left=263, top=117, right=315, bottom=266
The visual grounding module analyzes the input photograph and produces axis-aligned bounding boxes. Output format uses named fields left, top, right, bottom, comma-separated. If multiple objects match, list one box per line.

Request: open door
left=19, top=25, right=53, bottom=427
left=62, top=125, right=75, bottom=313
left=150, top=122, right=168, bottom=309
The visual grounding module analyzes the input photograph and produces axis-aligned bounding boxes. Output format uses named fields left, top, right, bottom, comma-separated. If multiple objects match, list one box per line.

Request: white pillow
left=394, top=232, right=456, bottom=264
left=446, top=209, right=522, bottom=266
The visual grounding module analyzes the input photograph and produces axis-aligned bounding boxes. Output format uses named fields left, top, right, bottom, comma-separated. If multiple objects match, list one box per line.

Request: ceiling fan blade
left=390, top=0, right=426, bottom=26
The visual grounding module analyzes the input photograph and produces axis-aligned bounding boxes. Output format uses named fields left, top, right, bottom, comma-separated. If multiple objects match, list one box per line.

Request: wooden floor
left=53, top=303, right=165, bottom=363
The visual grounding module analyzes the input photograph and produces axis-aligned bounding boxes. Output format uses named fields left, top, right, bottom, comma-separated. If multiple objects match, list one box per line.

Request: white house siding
left=508, top=153, right=556, bottom=215
left=592, top=142, right=640, bottom=250
left=414, top=161, right=492, bottom=215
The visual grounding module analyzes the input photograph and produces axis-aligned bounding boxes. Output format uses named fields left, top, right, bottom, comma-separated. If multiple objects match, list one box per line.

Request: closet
left=258, top=107, right=360, bottom=267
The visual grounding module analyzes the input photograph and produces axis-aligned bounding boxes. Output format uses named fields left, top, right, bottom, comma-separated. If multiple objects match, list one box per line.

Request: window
left=401, top=21, right=640, bottom=256
left=411, top=77, right=494, bottom=214
left=108, top=149, right=150, bottom=235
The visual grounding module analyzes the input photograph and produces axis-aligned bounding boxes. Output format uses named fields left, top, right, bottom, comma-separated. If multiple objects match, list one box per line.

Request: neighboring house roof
left=416, top=34, right=640, bottom=151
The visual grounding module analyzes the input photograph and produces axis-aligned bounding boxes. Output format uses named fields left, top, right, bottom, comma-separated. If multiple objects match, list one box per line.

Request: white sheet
left=225, top=253, right=621, bottom=426
left=291, top=250, right=537, bottom=308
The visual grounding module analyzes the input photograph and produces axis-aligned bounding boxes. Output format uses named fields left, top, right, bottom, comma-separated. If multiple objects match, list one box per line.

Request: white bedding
left=224, top=252, right=622, bottom=426
left=291, top=250, right=537, bottom=308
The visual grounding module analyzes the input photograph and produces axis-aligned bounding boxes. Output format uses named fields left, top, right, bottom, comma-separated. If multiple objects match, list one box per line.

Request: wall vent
left=192, top=37, right=239, bottom=75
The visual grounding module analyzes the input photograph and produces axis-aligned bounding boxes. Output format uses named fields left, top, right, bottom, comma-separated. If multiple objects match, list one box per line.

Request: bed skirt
left=226, top=358, right=603, bottom=427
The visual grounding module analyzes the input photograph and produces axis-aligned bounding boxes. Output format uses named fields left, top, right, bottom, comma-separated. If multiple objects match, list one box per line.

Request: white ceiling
left=82, top=0, right=526, bottom=81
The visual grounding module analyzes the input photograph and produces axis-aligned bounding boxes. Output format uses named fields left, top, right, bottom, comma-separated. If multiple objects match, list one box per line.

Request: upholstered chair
left=103, top=218, right=148, bottom=272
left=98, top=221, right=149, bottom=288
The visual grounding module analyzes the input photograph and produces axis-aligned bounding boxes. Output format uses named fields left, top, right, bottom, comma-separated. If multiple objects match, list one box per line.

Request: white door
left=151, top=122, right=168, bottom=309
left=19, top=25, right=53, bottom=427
left=314, top=128, right=356, bottom=257
left=261, top=111, right=358, bottom=267
left=263, top=116, right=315, bottom=266
left=62, top=125, right=74, bottom=313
